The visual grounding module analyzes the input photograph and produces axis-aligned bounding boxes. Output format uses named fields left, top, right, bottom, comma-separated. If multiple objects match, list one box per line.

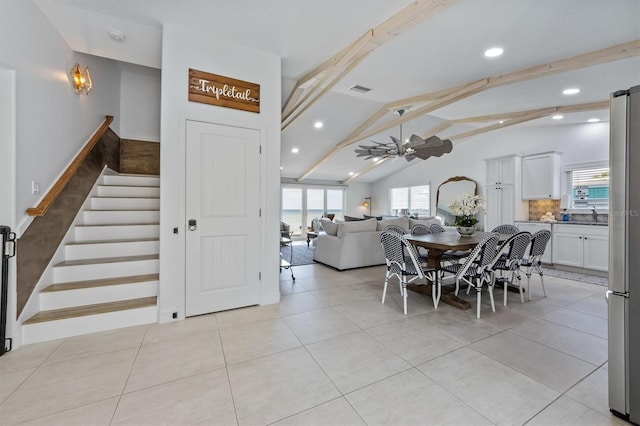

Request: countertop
left=515, top=220, right=608, bottom=226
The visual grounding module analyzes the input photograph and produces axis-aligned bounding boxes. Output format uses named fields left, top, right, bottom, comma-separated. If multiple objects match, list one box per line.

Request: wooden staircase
left=22, top=173, right=160, bottom=343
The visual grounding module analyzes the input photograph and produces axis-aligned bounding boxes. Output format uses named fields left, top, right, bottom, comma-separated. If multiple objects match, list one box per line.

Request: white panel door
left=185, top=120, right=261, bottom=316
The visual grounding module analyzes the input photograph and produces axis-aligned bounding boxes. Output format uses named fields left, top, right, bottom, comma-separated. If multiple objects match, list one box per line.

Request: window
left=281, top=186, right=345, bottom=236
left=566, top=165, right=609, bottom=209
left=390, top=184, right=430, bottom=217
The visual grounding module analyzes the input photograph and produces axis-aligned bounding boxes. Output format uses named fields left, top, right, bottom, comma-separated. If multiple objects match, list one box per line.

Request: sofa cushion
left=320, top=218, right=339, bottom=236
left=376, top=216, right=410, bottom=232
left=337, top=217, right=377, bottom=238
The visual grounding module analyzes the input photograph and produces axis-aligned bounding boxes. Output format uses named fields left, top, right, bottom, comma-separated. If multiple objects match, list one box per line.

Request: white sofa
left=312, top=216, right=441, bottom=270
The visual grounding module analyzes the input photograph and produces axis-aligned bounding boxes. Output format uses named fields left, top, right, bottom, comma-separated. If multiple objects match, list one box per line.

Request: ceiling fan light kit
left=354, top=109, right=452, bottom=162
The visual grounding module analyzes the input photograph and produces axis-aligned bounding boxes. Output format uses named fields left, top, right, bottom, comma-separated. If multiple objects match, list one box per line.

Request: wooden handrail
left=27, top=115, right=114, bottom=217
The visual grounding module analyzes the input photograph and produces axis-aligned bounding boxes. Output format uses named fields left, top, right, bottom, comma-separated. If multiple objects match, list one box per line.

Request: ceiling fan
left=354, top=109, right=453, bottom=162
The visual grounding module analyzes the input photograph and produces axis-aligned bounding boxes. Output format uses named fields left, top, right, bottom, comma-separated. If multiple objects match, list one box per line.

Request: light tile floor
left=0, top=263, right=630, bottom=425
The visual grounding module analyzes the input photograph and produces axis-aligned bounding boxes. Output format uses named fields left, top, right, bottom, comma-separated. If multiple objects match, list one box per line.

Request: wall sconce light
left=363, top=197, right=372, bottom=216
left=70, top=63, right=92, bottom=95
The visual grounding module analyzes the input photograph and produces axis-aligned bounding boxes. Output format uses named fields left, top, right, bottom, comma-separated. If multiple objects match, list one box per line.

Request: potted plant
left=449, top=194, right=486, bottom=236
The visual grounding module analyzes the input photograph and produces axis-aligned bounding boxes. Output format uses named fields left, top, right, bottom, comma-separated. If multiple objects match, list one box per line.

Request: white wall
left=0, top=0, right=122, bottom=232
left=159, top=25, right=281, bottom=322
left=373, top=122, right=609, bottom=221
left=345, top=182, right=373, bottom=218
left=119, top=63, right=161, bottom=142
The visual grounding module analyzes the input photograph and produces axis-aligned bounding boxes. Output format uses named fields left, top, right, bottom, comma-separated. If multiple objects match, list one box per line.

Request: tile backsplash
left=528, top=200, right=608, bottom=223
left=528, top=200, right=561, bottom=221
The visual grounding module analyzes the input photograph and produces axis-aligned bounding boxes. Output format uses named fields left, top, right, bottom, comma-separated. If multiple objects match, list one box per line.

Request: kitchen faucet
left=589, top=205, right=598, bottom=223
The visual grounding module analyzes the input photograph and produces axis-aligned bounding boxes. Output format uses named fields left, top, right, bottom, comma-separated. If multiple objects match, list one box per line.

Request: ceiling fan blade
left=423, top=135, right=444, bottom=147
left=407, top=134, right=425, bottom=148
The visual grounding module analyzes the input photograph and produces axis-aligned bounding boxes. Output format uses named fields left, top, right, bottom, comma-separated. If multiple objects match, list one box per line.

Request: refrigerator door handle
left=606, top=290, right=629, bottom=302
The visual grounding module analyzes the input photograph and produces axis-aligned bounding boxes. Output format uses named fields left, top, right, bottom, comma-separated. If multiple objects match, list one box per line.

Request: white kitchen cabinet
left=514, top=221, right=552, bottom=264
left=485, top=155, right=527, bottom=231
left=552, top=224, right=608, bottom=271
left=486, top=155, right=516, bottom=186
left=522, top=151, right=562, bottom=200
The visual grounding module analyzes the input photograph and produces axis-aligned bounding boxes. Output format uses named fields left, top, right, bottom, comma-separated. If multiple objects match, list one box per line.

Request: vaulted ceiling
left=36, top=0, right=640, bottom=183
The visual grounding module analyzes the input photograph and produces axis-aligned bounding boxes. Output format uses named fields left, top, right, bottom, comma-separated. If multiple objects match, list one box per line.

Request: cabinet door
left=485, top=187, right=501, bottom=231
left=553, top=232, right=584, bottom=267
left=583, top=234, right=609, bottom=271
left=522, top=154, right=559, bottom=199
left=486, top=160, right=501, bottom=186
left=499, top=185, right=515, bottom=226
left=499, top=157, right=515, bottom=185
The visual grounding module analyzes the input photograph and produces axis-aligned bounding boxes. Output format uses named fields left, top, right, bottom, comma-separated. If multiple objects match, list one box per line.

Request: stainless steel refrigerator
left=609, top=85, right=640, bottom=423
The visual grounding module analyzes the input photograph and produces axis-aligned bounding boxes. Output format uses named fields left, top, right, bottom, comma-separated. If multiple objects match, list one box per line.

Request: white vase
left=456, top=226, right=476, bottom=236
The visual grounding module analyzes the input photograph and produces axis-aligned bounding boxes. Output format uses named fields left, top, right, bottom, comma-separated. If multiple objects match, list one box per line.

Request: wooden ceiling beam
left=296, top=39, right=638, bottom=181
left=281, top=0, right=456, bottom=127
left=344, top=100, right=609, bottom=181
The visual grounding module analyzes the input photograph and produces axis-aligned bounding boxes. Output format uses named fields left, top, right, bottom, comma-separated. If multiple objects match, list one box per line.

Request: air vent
left=349, top=84, right=372, bottom=94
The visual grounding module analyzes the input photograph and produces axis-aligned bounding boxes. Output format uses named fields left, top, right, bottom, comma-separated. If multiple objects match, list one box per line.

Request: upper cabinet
left=486, top=155, right=516, bottom=186
left=522, top=151, right=562, bottom=200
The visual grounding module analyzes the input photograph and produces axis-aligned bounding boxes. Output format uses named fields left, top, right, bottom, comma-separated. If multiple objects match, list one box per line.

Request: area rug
left=541, top=267, right=608, bottom=286
left=280, top=244, right=315, bottom=266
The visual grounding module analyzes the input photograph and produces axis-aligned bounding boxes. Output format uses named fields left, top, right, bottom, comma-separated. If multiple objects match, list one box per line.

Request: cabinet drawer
left=552, top=224, right=608, bottom=237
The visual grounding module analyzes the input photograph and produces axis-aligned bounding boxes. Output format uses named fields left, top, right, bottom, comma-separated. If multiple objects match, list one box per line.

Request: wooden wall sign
left=188, top=68, right=260, bottom=113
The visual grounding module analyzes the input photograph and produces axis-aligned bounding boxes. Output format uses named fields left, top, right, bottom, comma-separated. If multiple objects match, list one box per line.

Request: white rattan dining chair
left=488, top=231, right=532, bottom=306
left=491, top=224, right=520, bottom=235
left=519, top=229, right=551, bottom=301
left=440, top=233, right=501, bottom=318
left=379, top=230, right=439, bottom=314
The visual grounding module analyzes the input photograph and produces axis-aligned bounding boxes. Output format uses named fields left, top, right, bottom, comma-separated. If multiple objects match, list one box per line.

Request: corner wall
left=0, top=0, right=122, bottom=233
left=159, top=25, right=281, bottom=322
left=373, top=122, right=609, bottom=222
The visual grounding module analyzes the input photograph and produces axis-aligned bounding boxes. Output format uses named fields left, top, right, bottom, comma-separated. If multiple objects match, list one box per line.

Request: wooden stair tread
left=84, top=209, right=160, bottom=212
left=24, top=297, right=157, bottom=324
left=92, top=196, right=160, bottom=199
left=42, top=274, right=160, bottom=293
left=66, top=238, right=159, bottom=246
left=55, top=254, right=159, bottom=267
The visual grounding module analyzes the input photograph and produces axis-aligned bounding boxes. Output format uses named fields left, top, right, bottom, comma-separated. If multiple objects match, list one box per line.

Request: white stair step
left=65, top=239, right=159, bottom=260
left=90, top=197, right=160, bottom=210
left=83, top=210, right=159, bottom=225
left=53, top=255, right=159, bottom=283
left=97, top=185, right=160, bottom=198
left=22, top=297, right=157, bottom=344
left=103, top=175, right=159, bottom=187
left=40, top=275, right=159, bottom=310
left=75, top=224, right=159, bottom=241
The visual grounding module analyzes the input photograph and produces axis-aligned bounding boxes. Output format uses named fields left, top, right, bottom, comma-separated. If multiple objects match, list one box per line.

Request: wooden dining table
left=405, top=231, right=510, bottom=310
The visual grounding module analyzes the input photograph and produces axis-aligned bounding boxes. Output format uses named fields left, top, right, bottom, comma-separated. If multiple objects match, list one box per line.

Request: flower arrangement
left=449, top=194, right=486, bottom=227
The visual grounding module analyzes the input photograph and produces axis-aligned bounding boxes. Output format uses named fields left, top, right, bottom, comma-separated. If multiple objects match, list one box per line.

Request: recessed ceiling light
left=499, top=120, right=505, bottom=124
left=562, top=88, right=580, bottom=95
left=484, top=47, right=503, bottom=58
left=314, top=121, right=323, bottom=129
left=588, top=118, right=601, bottom=123
left=552, top=115, right=564, bottom=120
left=291, top=148, right=299, bottom=153
left=280, top=166, right=283, bottom=170
left=348, top=172, right=354, bottom=176
left=372, top=157, right=380, bottom=162
left=108, top=29, right=126, bottom=43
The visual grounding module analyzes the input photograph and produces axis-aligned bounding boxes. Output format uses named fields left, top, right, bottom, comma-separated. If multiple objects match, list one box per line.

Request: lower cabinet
left=552, top=225, right=608, bottom=271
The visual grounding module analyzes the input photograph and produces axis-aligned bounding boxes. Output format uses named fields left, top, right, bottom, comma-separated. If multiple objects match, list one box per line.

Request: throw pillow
left=364, top=215, right=384, bottom=220
left=376, top=217, right=410, bottom=232
left=320, top=218, right=339, bottom=236
left=344, top=215, right=365, bottom=221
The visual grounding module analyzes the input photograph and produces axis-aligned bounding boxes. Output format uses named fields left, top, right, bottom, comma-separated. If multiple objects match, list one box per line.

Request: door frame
left=175, top=117, right=267, bottom=320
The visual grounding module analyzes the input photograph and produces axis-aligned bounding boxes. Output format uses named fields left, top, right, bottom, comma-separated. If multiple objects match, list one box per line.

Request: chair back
left=456, top=233, right=500, bottom=279
left=411, top=224, right=430, bottom=236
left=383, top=224, right=407, bottom=234
left=401, top=235, right=430, bottom=277
left=493, top=231, right=532, bottom=270
left=529, top=230, right=551, bottom=257
left=491, top=224, right=519, bottom=234
left=429, top=223, right=446, bottom=233
left=380, top=230, right=406, bottom=274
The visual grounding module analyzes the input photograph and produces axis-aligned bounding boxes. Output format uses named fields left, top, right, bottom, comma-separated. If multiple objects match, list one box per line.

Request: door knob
left=188, top=219, right=197, bottom=231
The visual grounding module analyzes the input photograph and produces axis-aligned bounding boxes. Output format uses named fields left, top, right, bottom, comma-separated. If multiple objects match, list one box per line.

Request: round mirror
left=436, top=176, right=478, bottom=226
